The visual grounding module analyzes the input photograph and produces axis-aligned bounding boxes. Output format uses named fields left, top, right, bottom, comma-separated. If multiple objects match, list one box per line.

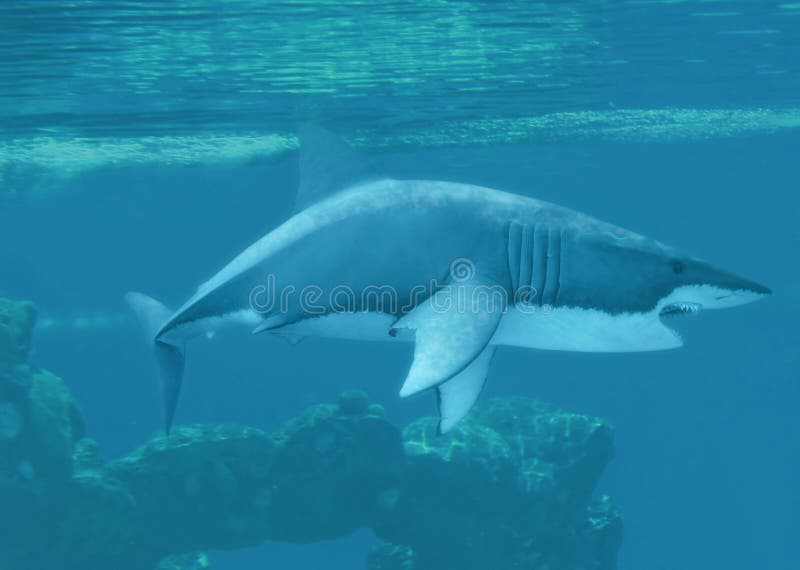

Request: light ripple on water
left=2, top=107, right=799, bottom=197
left=1, top=1, right=799, bottom=196
left=1, top=0, right=798, bottom=138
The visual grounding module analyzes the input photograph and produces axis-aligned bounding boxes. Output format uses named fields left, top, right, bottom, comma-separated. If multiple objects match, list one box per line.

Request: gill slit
left=508, top=222, right=562, bottom=307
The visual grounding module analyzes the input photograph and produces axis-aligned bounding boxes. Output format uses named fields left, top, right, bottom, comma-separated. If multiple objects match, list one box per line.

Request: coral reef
left=0, top=295, right=622, bottom=569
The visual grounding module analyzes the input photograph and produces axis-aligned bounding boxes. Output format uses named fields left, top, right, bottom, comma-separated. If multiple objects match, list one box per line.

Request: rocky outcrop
left=370, top=398, right=619, bottom=570
left=101, top=399, right=404, bottom=564
left=0, top=296, right=622, bottom=569
left=0, top=297, right=87, bottom=569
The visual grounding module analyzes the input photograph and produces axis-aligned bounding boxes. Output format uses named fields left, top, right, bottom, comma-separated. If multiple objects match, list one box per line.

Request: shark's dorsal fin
left=295, top=125, right=374, bottom=212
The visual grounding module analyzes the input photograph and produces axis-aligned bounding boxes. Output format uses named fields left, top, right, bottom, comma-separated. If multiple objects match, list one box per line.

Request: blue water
left=1, top=1, right=799, bottom=569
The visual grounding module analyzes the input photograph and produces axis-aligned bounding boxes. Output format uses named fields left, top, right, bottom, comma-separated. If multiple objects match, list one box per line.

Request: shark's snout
left=659, top=261, right=771, bottom=315
left=707, top=282, right=771, bottom=309
left=697, top=264, right=771, bottom=307
left=738, top=279, right=772, bottom=297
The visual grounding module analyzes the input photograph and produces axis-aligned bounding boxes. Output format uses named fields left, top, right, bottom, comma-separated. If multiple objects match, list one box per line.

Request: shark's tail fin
left=124, top=292, right=185, bottom=433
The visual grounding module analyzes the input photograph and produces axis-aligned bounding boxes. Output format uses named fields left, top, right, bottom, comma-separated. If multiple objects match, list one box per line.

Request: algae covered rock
left=0, top=294, right=622, bottom=570
left=373, top=397, right=619, bottom=570
left=0, top=298, right=85, bottom=476
left=24, top=368, right=86, bottom=479
left=514, top=494, right=623, bottom=570
left=0, top=298, right=84, bottom=485
left=366, top=543, right=417, bottom=570
left=157, top=553, right=211, bottom=570
left=51, top=469, right=139, bottom=568
left=582, top=495, right=624, bottom=570
left=0, top=400, right=22, bottom=440
left=98, top=394, right=403, bottom=559
left=374, top=415, right=524, bottom=569
left=337, top=388, right=370, bottom=414
left=471, top=398, right=615, bottom=514
left=108, top=424, right=278, bottom=558
left=0, top=366, right=85, bottom=485
left=0, top=297, right=36, bottom=372
left=0, top=297, right=88, bottom=569
left=268, top=391, right=405, bottom=542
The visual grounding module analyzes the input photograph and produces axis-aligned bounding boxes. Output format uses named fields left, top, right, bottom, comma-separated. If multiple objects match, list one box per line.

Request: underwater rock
left=471, top=398, right=615, bottom=520
left=157, top=553, right=211, bottom=570
left=108, top=424, right=278, bottom=559
left=99, top=397, right=404, bottom=557
left=49, top=469, right=140, bottom=569
left=0, top=297, right=89, bottom=569
left=374, top=415, right=527, bottom=570
left=366, top=543, right=417, bottom=570
left=0, top=356, right=85, bottom=486
left=513, top=494, right=623, bottom=570
left=268, top=396, right=405, bottom=542
left=0, top=295, right=621, bottom=570
left=0, top=297, right=36, bottom=372
left=0, top=401, right=22, bottom=439
left=25, top=368, right=86, bottom=478
left=372, top=397, right=618, bottom=570
left=0, top=299, right=84, bottom=476
left=73, top=436, right=104, bottom=471
left=0, top=297, right=85, bottom=484
left=582, top=495, right=624, bottom=570
left=337, top=388, right=370, bottom=415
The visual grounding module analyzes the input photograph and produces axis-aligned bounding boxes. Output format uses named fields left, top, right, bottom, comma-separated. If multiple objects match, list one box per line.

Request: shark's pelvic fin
left=295, top=125, right=375, bottom=212
left=392, top=277, right=503, bottom=398
left=437, top=345, right=495, bottom=433
left=125, top=292, right=185, bottom=433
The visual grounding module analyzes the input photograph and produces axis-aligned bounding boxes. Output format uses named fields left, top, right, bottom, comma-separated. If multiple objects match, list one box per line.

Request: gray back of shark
left=126, top=130, right=770, bottom=433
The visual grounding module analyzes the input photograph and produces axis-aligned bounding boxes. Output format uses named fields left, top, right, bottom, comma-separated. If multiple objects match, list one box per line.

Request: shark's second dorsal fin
left=295, top=125, right=374, bottom=212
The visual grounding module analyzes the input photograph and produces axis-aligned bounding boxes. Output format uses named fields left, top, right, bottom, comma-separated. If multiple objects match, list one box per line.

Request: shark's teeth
left=660, top=302, right=702, bottom=317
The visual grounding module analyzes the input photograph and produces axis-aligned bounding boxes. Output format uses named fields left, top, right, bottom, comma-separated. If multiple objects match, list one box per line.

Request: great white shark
left=127, top=131, right=770, bottom=433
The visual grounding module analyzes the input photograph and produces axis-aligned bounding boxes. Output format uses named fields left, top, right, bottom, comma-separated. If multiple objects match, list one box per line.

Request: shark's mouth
left=659, top=302, right=702, bottom=318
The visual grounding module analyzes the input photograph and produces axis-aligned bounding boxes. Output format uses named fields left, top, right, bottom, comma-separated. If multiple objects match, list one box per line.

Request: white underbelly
left=271, top=306, right=683, bottom=353
left=493, top=305, right=683, bottom=352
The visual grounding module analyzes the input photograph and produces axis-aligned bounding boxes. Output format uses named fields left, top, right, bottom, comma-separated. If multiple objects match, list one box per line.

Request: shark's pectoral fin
left=392, top=278, right=503, bottom=398
left=437, top=345, right=495, bottom=433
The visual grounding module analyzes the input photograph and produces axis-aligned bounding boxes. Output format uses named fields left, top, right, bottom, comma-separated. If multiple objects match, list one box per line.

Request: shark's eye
left=672, top=261, right=685, bottom=274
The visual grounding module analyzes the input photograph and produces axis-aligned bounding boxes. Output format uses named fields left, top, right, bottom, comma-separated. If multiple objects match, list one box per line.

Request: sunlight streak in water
left=2, top=107, right=799, bottom=197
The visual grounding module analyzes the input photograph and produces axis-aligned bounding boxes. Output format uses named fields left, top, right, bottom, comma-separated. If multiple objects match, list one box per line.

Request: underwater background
left=1, top=1, right=798, bottom=569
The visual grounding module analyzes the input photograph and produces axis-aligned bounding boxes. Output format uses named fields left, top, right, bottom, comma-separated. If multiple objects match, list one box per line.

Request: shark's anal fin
left=392, top=277, right=503, bottom=398
left=437, top=345, right=495, bottom=433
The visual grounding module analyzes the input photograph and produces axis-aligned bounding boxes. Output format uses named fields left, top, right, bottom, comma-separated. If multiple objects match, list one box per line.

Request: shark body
left=127, top=146, right=770, bottom=433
